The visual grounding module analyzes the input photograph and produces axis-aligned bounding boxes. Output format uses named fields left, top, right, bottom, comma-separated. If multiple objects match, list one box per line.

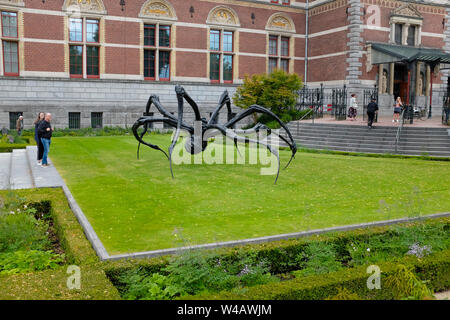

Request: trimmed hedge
left=104, top=217, right=450, bottom=299
left=0, top=143, right=28, bottom=153
left=185, top=249, right=450, bottom=300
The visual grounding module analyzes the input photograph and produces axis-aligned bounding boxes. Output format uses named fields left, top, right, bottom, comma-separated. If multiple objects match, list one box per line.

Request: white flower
left=367, top=248, right=370, bottom=252
left=17, top=208, right=20, bottom=212
left=9, top=211, right=14, bottom=215
left=23, top=205, right=27, bottom=209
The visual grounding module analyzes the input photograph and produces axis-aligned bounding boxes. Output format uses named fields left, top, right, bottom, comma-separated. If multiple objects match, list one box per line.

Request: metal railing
left=295, top=107, right=314, bottom=135
left=394, top=108, right=407, bottom=153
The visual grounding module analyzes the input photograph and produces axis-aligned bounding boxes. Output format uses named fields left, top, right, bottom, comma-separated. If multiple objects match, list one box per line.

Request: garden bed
left=0, top=189, right=120, bottom=300
left=104, top=217, right=450, bottom=300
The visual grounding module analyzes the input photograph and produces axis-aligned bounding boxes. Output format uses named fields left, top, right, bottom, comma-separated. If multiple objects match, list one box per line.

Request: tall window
left=395, top=24, right=402, bottom=45
left=407, top=25, right=416, bottom=46
left=268, top=35, right=290, bottom=73
left=69, top=18, right=100, bottom=78
left=209, top=29, right=234, bottom=83
left=1, top=11, right=19, bottom=76
left=144, top=24, right=171, bottom=81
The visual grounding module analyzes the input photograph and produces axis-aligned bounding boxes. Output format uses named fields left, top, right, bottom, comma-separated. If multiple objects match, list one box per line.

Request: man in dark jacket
left=367, top=98, right=378, bottom=129
left=37, top=113, right=53, bottom=167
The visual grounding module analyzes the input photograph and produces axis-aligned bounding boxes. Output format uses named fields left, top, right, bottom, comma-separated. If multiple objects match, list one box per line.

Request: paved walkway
left=0, top=146, right=64, bottom=190
left=299, top=115, right=449, bottom=128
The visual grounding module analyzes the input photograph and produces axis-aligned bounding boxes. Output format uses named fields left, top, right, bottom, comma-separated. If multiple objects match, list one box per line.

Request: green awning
left=369, top=42, right=450, bottom=65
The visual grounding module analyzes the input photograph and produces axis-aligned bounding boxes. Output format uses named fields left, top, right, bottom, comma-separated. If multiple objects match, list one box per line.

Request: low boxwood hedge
left=104, top=217, right=449, bottom=299
left=186, top=248, right=450, bottom=300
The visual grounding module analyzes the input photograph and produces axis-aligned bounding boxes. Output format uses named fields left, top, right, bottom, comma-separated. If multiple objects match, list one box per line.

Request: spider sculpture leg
left=205, top=124, right=281, bottom=184
left=132, top=116, right=193, bottom=160
left=167, top=85, right=207, bottom=178
left=225, top=104, right=297, bottom=169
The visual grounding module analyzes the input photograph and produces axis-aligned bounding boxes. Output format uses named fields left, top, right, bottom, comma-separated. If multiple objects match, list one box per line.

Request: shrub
left=0, top=210, right=51, bottom=253
left=119, top=270, right=183, bottom=300
left=384, top=264, right=433, bottom=300
left=294, top=241, right=342, bottom=277
left=233, top=70, right=302, bottom=126
left=0, top=250, right=64, bottom=275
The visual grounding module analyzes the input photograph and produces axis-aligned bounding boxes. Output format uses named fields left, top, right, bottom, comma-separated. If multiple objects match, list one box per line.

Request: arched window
left=266, top=13, right=295, bottom=74
left=206, top=6, right=240, bottom=83
left=139, top=0, right=177, bottom=81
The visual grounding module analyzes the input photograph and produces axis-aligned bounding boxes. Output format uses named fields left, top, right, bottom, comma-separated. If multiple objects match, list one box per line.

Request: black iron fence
left=332, top=85, right=347, bottom=120
left=296, top=84, right=324, bottom=119
left=296, top=84, right=347, bottom=121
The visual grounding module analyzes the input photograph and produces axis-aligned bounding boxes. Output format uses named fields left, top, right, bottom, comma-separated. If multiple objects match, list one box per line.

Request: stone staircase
left=285, top=122, right=450, bottom=157
left=0, top=146, right=64, bottom=190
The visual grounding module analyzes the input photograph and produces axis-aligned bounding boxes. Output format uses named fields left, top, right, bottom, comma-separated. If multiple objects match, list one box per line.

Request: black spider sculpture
left=132, top=85, right=297, bottom=184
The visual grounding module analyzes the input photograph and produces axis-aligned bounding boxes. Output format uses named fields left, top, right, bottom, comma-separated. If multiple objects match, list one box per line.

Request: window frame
left=2, top=40, right=19, bottom=77
left=158, top=49, right=171, bottom=81
left=86, top=19, right=100, bottom=44
left=144, top=49, right=156, bottom=81
left=69, top=17, right=84, bottom=43
left=158, top=25, right=171, bottom=48
left=268, top=34, right=291, bottom=74
left=1, top=11, right=19, bottom=77
left=1, top=11, right=18, bottom=39
left=86, top=45, right=100, bottom=79
left=143, top=23, right=172, bottom=82
left=209, top=29, right=234, bottom=84
left=69, top=45, right=84, bottom=79
left=144, top=24, right=156, bottom=47
left=68, top=112, right=81, bottom=129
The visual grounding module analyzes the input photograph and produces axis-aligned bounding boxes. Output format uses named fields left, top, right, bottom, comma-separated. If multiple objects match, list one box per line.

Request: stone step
left=10, top=149, right=34, bottom=190
left=295, top=143, right=450, bottom=157
left=0, top=153, right=12, bottom=190
left=292, top=135, right=450, bottom=146
left=288, top=126, right=449, bottom=137
left=26, top=146, right=64, bottom=188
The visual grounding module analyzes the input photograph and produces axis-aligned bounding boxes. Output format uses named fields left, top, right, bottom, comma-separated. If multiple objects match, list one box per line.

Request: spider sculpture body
left=132, top=85, right=297, bottom=183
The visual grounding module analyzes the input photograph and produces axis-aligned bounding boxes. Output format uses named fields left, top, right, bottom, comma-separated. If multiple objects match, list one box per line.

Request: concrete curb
left=106, top=212, right=450, bottom=261
left=61, top=184, right=110, bottom=260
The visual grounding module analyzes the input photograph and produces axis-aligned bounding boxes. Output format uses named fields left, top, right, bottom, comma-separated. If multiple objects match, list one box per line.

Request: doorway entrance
left=393, top=63, right=408, bottom=104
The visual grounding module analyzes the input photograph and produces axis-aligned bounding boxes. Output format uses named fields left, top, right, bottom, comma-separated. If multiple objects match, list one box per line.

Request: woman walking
left=348, top=94, right=358, bottom=121
left=34, top=112, right=45, bottom=165
left=393, top=97, right=403, bottom=123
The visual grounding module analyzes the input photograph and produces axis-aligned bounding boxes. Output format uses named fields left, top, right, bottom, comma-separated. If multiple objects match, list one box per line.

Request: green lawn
left=50, top=135, right=450, bottom=255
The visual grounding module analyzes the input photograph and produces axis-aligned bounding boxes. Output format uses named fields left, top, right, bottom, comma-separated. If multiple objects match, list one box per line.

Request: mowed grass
left=50, top=135, right=450, bottom=255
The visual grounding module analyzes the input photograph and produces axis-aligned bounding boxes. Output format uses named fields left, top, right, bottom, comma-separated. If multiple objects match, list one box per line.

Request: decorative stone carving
left=382, top=70, right=388, bottom=94
left=206, top=6, right=240, bottom=27
left=0, top=0, right=24, bottom=7
left=139, top=0, right=177, bottom=21
left=392, top=4, right=422, bottom=19
left=266, top=13, right=295, bottom=33
left=62, top=0, right=107, bottom=15
left=418, top=72, right=424, bottom=96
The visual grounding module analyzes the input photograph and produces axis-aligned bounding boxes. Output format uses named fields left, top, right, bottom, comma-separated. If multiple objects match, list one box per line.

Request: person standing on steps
left=34, top=112, right=45, bottom=165
left=393, top=97, right=403, bottom=123
left=16, top=116, right=24, bottom=136
left=37, top=113, right=54, bottom=168
left=348, top=94, right=358, bottom=121
left=367, top=98, right=378, bottom=129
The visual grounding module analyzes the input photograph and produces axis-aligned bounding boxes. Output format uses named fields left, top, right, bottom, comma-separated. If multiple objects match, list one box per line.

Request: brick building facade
left=0, top=0, right=449, bottom=129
